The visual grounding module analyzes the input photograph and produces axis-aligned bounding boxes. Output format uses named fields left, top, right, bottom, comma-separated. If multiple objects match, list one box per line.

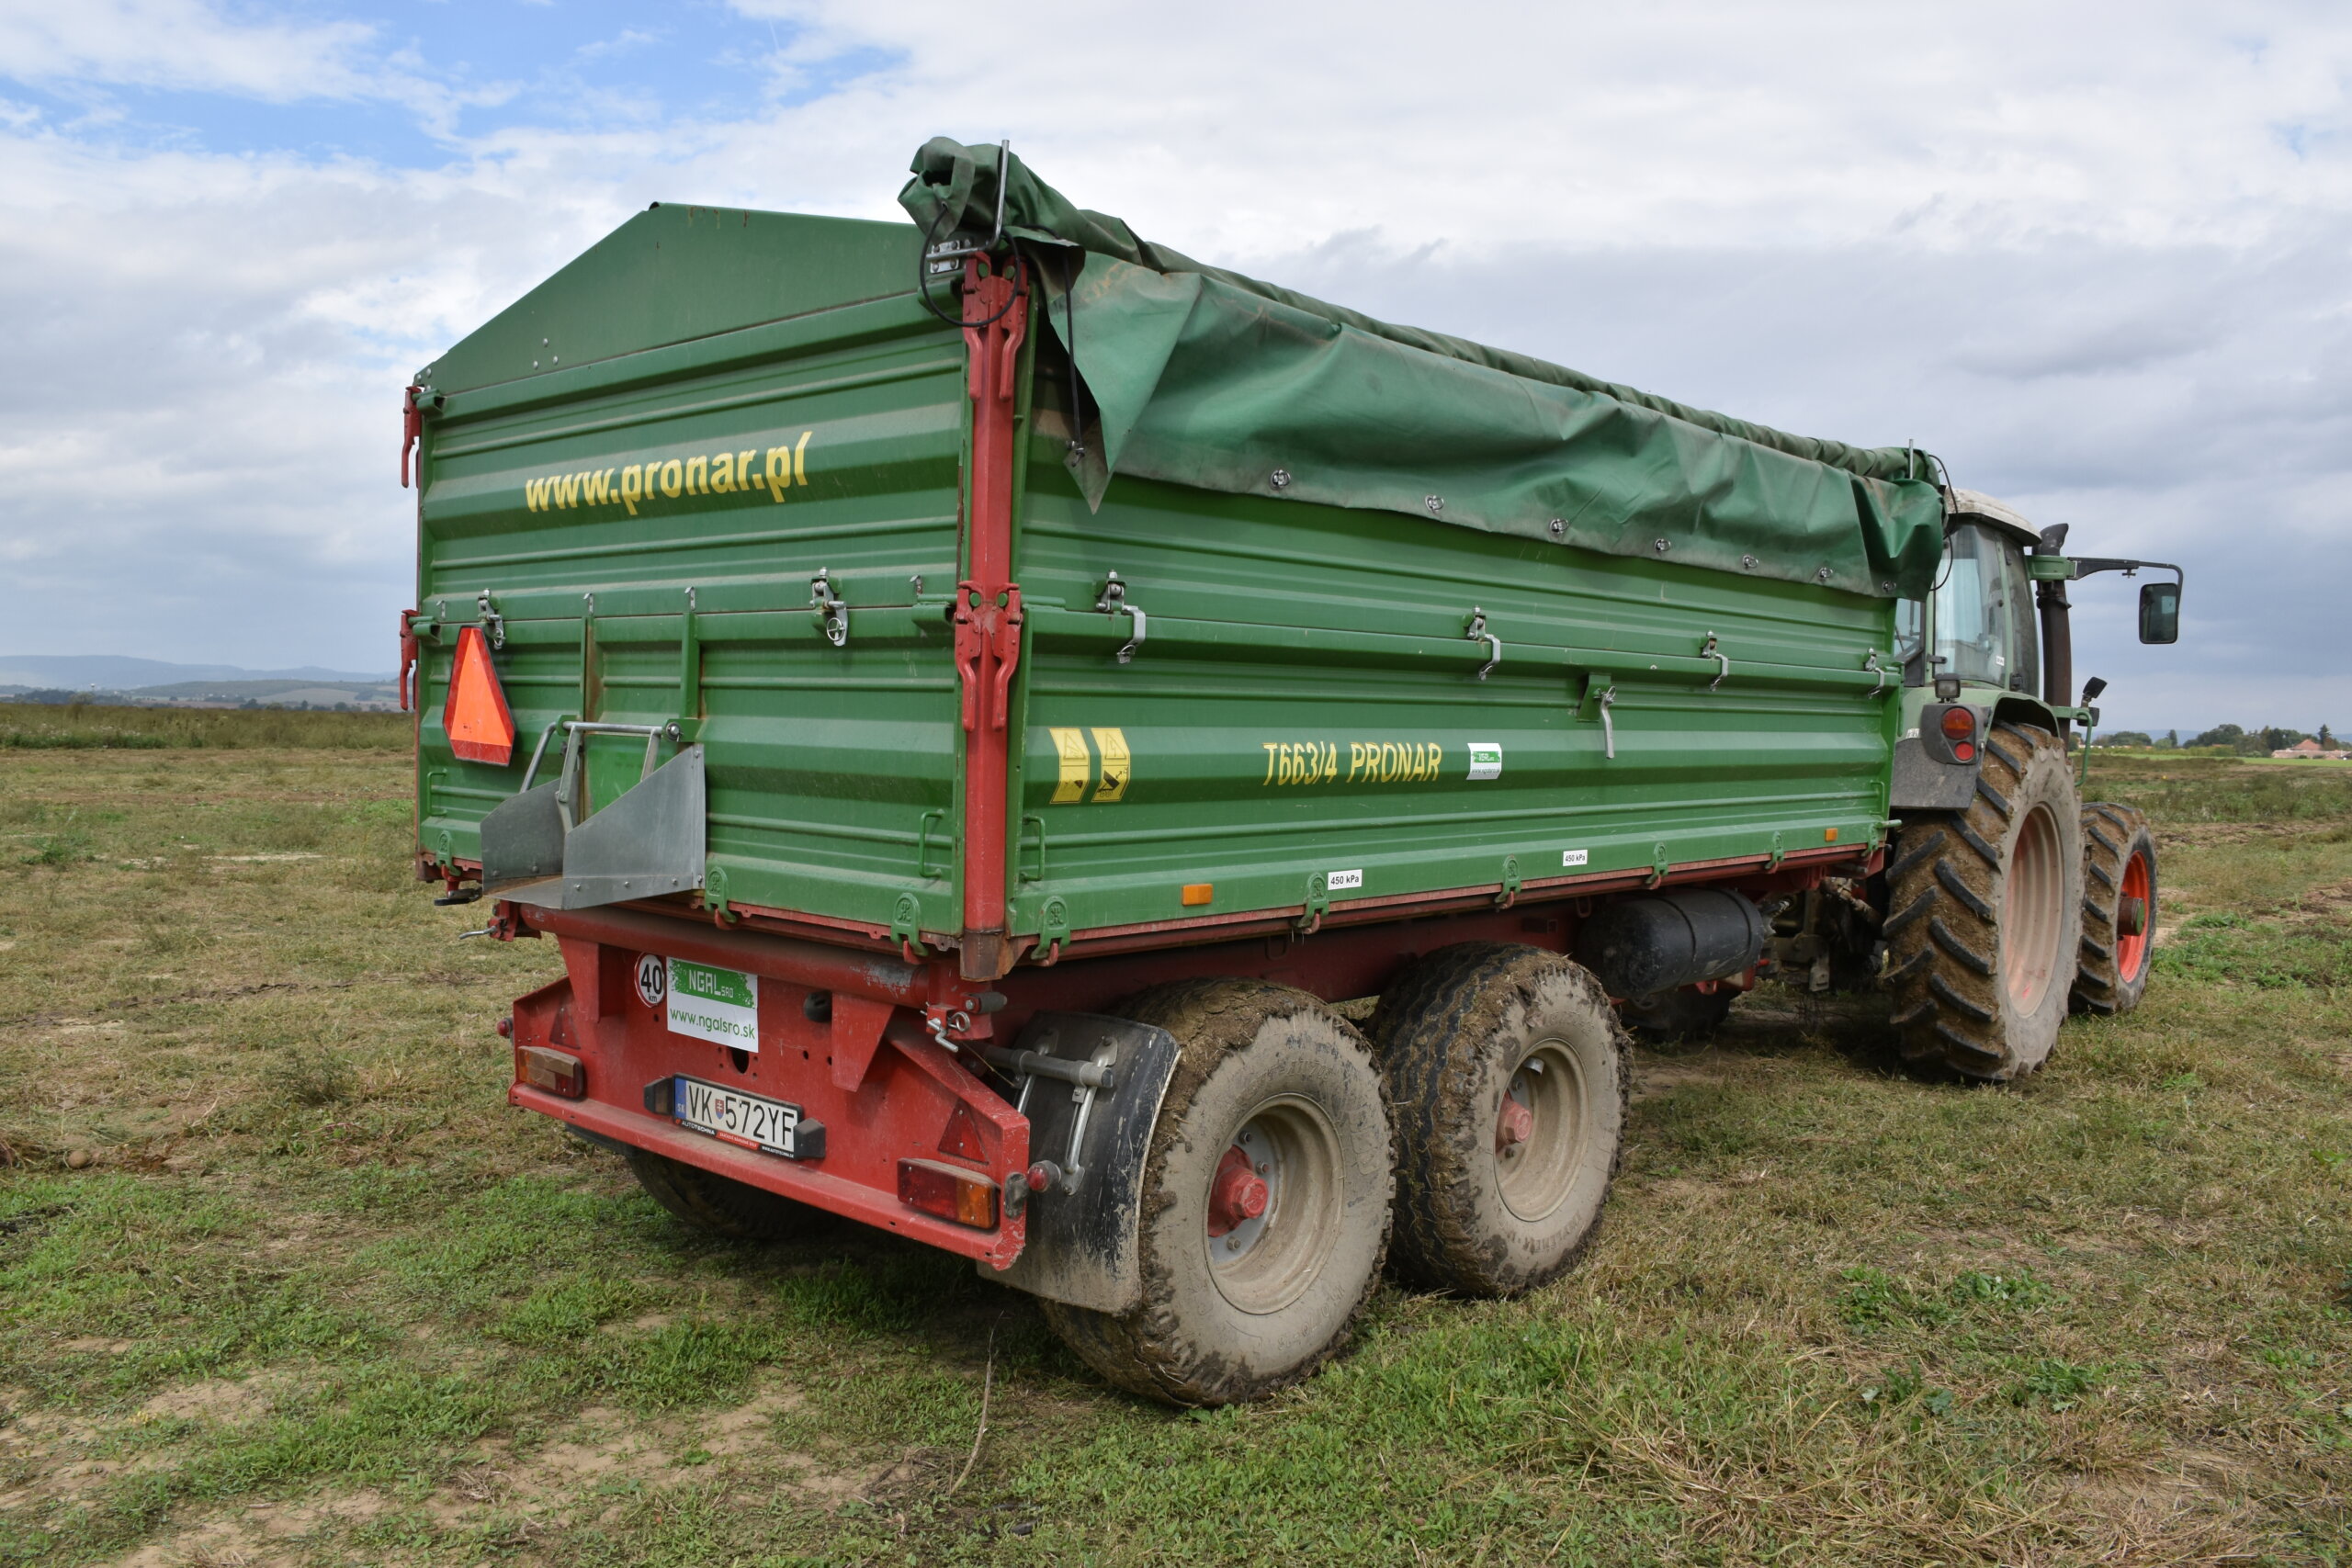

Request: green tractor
left=1831, top=490, right=2177, bottom=1078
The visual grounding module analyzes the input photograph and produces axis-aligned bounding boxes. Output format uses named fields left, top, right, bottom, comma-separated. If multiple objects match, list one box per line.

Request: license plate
left=670, top=1076, right=812, bottom=1159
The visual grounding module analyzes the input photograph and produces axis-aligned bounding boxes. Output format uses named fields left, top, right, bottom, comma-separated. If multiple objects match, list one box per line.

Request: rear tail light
left=1936, top=704, right=1979, bottom=763
left=520, top=1045, right=584, bottom=1099
left=898, top=1158, right=1000, bottom=1229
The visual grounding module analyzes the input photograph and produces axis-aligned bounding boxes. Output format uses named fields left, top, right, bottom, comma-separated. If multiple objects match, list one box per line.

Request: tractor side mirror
left=2138, top=581, right=2180, bottom=644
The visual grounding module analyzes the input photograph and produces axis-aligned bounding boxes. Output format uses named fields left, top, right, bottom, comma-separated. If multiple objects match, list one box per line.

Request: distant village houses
left=2272, top=738, right=2351, bottom=760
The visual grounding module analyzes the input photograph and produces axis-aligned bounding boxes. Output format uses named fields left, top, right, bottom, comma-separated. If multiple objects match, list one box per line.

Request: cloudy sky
left=0, top=0, right=2345, bottom=732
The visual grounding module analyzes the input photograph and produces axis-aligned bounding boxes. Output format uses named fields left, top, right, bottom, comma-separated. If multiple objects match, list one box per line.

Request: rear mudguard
left=986, top=1012, right=1182, bottom=1314
left=1889, top=735, right=1977, bottom=812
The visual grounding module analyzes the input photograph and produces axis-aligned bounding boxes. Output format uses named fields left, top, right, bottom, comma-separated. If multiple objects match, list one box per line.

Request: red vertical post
left=954, top=257, right=1028, bottom=982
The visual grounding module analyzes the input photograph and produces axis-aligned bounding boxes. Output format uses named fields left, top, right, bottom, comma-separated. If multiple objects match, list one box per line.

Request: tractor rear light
left=1925, top=704, right=1979, bottom=765
left=898, top=1158, right=1000, bottom=1229
left=520, top=1045, right=584, bottom=1099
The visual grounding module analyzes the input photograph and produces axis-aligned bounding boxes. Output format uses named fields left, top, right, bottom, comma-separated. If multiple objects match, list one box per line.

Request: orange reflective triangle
left=937, top=1102, right=987, bottom=1161
left=444, top=624, right=516, bottom=765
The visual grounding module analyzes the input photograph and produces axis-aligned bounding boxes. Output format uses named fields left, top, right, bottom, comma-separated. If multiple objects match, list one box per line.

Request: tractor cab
left=1897, top=488, right=2183, bottom=725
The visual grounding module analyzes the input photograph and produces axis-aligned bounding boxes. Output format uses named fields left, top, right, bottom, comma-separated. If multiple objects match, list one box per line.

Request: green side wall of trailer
left=411, top=205, right=1901, bottom=953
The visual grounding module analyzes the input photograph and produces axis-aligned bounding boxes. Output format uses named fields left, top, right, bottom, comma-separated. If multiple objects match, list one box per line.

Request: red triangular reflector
left=937, top=1102, right=987, bottom=1161
left=444, top=624, right=516, bottom=765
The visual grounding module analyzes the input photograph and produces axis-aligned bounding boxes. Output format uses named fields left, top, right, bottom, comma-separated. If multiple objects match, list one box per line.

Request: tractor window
left=1932, top=525, right=2039, bottom=693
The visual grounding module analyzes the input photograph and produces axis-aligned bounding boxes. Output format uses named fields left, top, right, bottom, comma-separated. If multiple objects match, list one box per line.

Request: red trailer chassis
left=492, top=844, right=1871, bottom=1275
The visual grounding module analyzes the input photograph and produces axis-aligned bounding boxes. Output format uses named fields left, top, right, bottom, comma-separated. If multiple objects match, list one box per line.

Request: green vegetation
left=2177, top=721, right=2344, bottom=755
left=1, top=731, right=2347, bottom=1564
left=0, top=701, right=408, bottom=750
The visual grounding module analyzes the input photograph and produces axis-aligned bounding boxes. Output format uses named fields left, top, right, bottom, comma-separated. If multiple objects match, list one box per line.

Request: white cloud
left=0, top=0, right=2343, bottom=728
left=0, top=1, right=377, bottom=101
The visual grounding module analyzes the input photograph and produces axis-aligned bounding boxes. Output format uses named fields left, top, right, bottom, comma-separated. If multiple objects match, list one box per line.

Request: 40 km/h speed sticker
left=635, top=953, right=666, bottom=1008
left=666, top=959, right=759, bottom=1051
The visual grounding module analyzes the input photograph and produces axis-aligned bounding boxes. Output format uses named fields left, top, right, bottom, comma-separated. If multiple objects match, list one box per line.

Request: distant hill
left=0, top=655, right=393, bottom=689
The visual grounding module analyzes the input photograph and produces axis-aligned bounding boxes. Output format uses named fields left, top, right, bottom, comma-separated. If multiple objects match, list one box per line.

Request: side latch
left=1701, top=631, right=1730, bottom=692
left=476, top=589, right=505, bottom=650
left=810, top=570, right=849, bottom=648
left=1465, top=607, right=1502, bottom=681
left=1578, top=672, right=1618, bottom=760
left=1296, top=872, right=1331, bottom=937
left=891, top=893, right=925, bottom=961
left=1037, top=896, right=1071, bottom=964
left=1095, top=572, right=1148, bottom=663
left=1497, top=854, right=1521, bottom=909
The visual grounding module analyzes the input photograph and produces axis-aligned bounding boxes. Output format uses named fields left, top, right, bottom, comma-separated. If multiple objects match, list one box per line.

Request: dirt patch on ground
left=101, top=1494, right=393, bottom=1568
left=421, top=1381, right=826, bottom=1528
left=2282, top=878, right=2352, bottom=921
left=135, top=1377, right=270, bottom=1424
left=1631, top=1051, right=1735, bottom=1102
left=106, top=1516, right=293, bottom=1568
left=2160, top=822, right=2322, bottom=846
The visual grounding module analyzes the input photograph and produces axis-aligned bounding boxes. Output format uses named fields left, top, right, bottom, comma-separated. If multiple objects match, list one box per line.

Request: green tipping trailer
left=401, top=141, right=2179, bottom=1404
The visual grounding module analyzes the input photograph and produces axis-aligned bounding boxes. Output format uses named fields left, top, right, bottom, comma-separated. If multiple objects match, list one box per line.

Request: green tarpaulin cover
left=900, top=139, right=1947, bottom=599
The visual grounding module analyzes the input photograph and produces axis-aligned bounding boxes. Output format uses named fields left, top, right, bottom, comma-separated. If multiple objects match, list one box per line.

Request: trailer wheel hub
left=1204, top=1102, right=1345, bottom=1316
left=1495, top=1098, right=1535, bottom=1151
left=1495, top=1043, right=1588, bottom=1224
left=1206, top=1144, right=1271, bottom=1236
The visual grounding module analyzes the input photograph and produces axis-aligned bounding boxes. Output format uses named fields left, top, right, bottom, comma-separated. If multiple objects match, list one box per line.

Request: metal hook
left=1701, top=632, right=1730, bottom=692
left=1465, top=608, right=1502, bottom=681
left=1096, top=572, right=1147, bottom=663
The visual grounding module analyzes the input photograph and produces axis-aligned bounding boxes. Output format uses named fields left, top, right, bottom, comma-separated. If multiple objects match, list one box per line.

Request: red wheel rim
left=2002, top=804, right=2065, bottom=1012
left=2114, top=849, right=2154, bottom=982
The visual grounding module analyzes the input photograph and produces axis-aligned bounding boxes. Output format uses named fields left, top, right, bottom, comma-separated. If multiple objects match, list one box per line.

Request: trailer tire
left=2072, top=803, right=2157, bottom=1016
left=1369, top=944, right=1627, bottom=1296
left=1883, top=721, right=2084, bottom=1080
left=624, top=1147, right=827, bottom=1241
left=1036, top=979, right=1393, bottom=1407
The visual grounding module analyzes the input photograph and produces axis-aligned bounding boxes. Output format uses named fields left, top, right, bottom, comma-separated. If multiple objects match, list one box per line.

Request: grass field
left=2, top=731, right=2347, bottom=1566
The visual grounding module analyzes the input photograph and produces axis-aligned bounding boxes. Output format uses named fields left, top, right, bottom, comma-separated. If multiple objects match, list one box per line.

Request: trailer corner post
left=956, top=254, right=1030, bottom=982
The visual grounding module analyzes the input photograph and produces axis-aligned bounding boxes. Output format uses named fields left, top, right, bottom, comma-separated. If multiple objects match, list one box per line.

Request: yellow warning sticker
left=1050, top=728, right=1092, bottom=804
left=1091, top=728, right=1132, bottom=802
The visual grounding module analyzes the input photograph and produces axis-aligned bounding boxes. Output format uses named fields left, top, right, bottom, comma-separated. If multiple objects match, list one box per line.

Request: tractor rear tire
left=1037, top=980, right=1393, bottom=1406
left=1369, top=944, right=1628, bottom=1296
left=1883, top=721, right=2085, bottom=1081
left=624, top=1147, right=829, bottom=1241
left=2073, top=803, right=2158, bottom=1016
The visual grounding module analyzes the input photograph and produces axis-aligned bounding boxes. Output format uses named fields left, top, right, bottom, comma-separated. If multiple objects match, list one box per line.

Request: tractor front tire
left=1370, top=944, right=1628, bottom=1296
left=1883, top=721, right=2085, bottom=1081
left=2073, top=803, right=2158, bottom=1015
left=1037, top=980, right=1394, bottom=1407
